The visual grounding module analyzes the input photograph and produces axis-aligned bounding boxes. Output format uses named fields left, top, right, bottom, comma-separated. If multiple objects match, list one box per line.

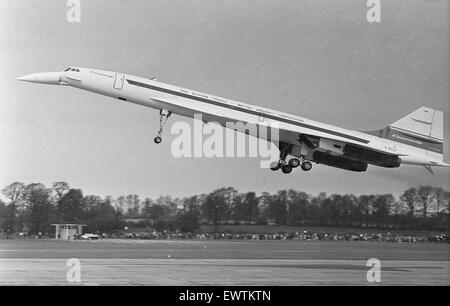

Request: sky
left=0, top=0, right=449, bottom=200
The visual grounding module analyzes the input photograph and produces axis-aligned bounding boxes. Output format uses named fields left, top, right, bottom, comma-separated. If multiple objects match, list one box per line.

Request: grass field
left=0, top=239, right=448, bottom=285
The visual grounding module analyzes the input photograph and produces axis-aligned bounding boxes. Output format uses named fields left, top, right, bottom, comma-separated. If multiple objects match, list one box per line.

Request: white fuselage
left=20, top=67, right=449, bottom=168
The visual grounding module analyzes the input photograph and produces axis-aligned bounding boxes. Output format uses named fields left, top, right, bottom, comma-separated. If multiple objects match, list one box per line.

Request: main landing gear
left=270, top=158, right=312, bottom=174
left=269, top=142, right=312, bottom=174
left=301, top=161, right=312, bottom=171
left=154, top=109, right=171, bottom=144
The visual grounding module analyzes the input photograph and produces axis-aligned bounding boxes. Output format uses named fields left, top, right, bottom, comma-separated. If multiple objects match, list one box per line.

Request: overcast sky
left=0, top=0, right=449, bottom=200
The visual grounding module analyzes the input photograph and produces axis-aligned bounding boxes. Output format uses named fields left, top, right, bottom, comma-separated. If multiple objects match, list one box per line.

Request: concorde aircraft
left=17, top=67, right=449, bottom=174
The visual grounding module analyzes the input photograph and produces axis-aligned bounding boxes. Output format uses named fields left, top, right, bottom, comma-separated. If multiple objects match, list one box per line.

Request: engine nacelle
left=343, top=144, right=401, bottom=168
left=312, top=151, right=368, bottom=172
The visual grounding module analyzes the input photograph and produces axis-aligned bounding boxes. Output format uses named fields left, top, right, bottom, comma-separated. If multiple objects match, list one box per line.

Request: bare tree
left=372, top=194, right=394, bottom=228
left=115, top=196, right=126, bottom=215
left=400, top=187, right=419, bottom=218
left=23, top=183, right=54, bottom=234
left=257, top=192, right=272, bottom=222
left=52, top=182, right=70, bottom=200
left=1, top=182, right=26, bottom=231
left=2, top=182, right=25, bottom=207
left=52, top=181, right=70, bottom=221
left=417, top=186, right=435, bottom=218
left=125, top=194, right=141, bottom=217
left=357, top=195, right=375, bottom=228
left=433, top=188, right=450, bottom=215
left=201, top=188, right=235, bottom=233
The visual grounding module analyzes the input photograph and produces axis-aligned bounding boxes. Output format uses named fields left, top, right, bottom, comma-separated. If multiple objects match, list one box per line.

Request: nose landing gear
left=154, top=109, right=171, bottom=144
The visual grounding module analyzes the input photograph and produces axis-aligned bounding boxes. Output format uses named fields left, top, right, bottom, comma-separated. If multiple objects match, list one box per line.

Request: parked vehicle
left=79, top=233, right=101, bottom=240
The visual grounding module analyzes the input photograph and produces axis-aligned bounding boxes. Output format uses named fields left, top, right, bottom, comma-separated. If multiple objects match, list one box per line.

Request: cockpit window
left=64, top=67, right=71, bottom=71
left=69, top=68, right=81, bottom=72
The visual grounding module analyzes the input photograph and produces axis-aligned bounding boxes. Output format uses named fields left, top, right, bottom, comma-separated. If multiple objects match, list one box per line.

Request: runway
left=0, top=239, right=449, bottom=285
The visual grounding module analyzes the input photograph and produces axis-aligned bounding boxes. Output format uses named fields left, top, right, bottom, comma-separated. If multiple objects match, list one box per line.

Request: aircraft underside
left=151, top=107, right=402, bottom=174
left=267, top=138, right=401, bottom=174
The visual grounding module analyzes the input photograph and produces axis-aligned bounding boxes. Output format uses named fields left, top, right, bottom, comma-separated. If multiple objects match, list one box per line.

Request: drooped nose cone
left=16, top=72, right=62, bottom=85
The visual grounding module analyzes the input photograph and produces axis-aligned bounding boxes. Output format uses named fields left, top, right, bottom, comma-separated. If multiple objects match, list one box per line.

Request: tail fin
left=367, top=107, right=444, bottom=155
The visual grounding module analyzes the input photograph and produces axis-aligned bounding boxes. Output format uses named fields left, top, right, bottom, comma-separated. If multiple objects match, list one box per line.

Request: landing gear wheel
left=270, top=161, right=281, bottom=171
left=281, top=164, right=293, bottom=174
left=301, top=161, right=312, bottom=171
left=288, top=158, right=300, bottom=168
left=154, top=109, right=171, bottom=145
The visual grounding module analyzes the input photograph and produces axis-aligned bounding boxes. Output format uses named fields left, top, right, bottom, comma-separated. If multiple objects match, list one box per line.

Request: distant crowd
left=2, top=230, right=449, bottom=243
left=115, top=230, right=449, bottom=243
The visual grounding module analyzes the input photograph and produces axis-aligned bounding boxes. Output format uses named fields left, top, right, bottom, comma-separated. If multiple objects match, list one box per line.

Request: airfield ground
left=0, top=239, right=448, bottom=285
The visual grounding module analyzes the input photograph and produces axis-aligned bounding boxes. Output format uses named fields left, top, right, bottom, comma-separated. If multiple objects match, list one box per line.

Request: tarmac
left=0, top=239, right=448, bottom=285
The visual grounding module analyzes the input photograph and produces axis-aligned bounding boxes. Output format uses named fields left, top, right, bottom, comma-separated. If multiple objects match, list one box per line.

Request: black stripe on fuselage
left=126, top=79, right=370, bottom=144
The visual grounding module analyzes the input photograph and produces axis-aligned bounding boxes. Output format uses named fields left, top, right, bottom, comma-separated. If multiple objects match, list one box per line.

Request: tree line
left=0, top=182, right=449, bottom=234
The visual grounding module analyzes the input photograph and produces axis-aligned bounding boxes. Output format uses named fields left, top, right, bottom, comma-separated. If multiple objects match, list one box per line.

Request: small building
left=52, top=224, right=86, bottom=240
